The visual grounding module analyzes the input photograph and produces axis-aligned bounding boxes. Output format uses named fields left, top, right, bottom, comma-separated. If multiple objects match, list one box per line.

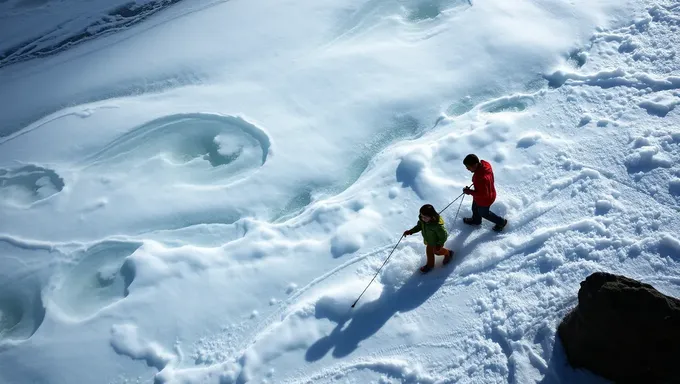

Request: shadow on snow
left=305, top=224, right=483, bottom=362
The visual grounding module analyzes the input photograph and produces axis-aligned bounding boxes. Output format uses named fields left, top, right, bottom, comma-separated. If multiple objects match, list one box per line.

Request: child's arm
left=405, top=221, right=422, bottom=235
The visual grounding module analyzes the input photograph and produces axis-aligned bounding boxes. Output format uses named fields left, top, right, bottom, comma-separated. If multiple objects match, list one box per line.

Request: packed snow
left=1, top=0, right=679, bottom=383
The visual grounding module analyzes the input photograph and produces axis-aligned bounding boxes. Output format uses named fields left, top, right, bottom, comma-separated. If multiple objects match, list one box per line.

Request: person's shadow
left=305, top=225, right=478, bottom=362
left=305, top=264, right=451, bottom=361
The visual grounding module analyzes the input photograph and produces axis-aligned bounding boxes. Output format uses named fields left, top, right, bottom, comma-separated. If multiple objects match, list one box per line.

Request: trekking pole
left=351, top=234, right=404, bottom=308
left=452, top=194, right=465, bottom=224
left=438, top=192, right=464, bottom=215
left=438, top=184, right=472, bottom=215
left=351, top=185, right=472, bottom=308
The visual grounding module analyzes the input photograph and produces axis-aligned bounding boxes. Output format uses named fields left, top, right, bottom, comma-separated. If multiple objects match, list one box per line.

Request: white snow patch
left=110, top=323, right=174, bottom=370
left=595, top=199, right=613, bottom=215
left=669, top=178, right=680, bottom=196
left=638, top=94, right=680, bottom=117
left=2, top=0, right=680, bottom=383
left=624, top=146, right=673, bottom=172
left=516, top=132, right=542, bottom=148
left=330, top=208, right=381, bottom=258
left=548, top=168, right=601, bottom=191
left=578, top=114, right=592, bottom=126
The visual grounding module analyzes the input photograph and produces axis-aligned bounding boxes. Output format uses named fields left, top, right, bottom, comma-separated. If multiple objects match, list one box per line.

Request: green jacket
left=409, top=216, right=448, bottom=246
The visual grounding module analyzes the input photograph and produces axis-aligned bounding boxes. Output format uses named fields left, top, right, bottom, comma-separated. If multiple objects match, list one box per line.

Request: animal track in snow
left=83, top=113, right=270, bottom=184
left=0, top=164, right=64, bottom=207
left=50, top=241, right=141, bottom=320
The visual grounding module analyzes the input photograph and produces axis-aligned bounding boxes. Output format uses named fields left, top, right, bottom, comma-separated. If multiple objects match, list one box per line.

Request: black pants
left=471, top=201, right=505, bottom=225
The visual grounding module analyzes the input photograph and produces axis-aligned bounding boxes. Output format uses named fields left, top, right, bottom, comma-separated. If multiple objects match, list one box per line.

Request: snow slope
left=1, top=0, right=679, bottom=383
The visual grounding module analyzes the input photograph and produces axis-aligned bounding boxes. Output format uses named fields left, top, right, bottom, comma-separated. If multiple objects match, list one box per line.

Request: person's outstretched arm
left=404, top=221, right=422, bottom=235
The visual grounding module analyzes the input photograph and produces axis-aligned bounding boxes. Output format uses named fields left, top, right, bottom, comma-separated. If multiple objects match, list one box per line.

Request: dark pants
left=471, top=201, right=505, bottom=225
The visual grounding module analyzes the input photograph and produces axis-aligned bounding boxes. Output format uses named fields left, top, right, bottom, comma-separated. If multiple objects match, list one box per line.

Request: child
left=403, top=204, right=454, bottom=273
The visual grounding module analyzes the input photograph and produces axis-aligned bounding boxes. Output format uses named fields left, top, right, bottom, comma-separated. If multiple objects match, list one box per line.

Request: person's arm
left=405, top=221, right=422, bottom=235
left=465, top=175, right=490, bottom=199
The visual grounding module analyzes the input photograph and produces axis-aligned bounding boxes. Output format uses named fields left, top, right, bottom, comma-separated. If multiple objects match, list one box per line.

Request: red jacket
left=468, top=160, right=497, bottom=207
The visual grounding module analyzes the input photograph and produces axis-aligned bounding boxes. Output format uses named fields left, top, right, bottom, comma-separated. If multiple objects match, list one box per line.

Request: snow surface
left=1, top=0, right=679, bottom=383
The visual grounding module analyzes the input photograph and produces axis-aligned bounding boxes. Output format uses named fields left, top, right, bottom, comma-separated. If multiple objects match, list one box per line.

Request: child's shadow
left=305, top=253, right=456, bottom=362
left=305, top=222, right=485, bottom=362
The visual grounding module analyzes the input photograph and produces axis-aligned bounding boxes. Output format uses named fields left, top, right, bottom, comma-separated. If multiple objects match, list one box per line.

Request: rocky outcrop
left=557, top=272, right=680, bottom=384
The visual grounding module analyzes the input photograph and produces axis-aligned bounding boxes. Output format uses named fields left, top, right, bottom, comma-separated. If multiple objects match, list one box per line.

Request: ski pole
left=351, top=234, right=404, bottom=308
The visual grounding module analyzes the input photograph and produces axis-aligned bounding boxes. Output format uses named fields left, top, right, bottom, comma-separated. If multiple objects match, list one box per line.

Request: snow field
left=1, top=0, right=680, bottom=383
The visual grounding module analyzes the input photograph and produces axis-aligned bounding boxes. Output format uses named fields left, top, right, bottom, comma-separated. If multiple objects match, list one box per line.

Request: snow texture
left=1, top=0, right=680, bottom=383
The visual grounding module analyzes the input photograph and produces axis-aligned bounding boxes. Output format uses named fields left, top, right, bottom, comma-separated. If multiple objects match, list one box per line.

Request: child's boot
left=420, top=250, right=435, bottom=273
left=443, top=249, right=454, bottom=265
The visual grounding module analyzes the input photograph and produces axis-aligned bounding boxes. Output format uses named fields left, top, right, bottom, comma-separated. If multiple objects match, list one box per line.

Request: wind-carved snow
left=0, top=0, right=186, bottom=69
left=0, top=287, right=45, bottom=344
left=49, top=241, right=140, bottom=320
left=2, top=0, right=680, bottom=383
left=0, top=240, right=49, bottom=346
left=0, top=164, right=64, bottom=207
left=82, top=113, right=270, bottom=182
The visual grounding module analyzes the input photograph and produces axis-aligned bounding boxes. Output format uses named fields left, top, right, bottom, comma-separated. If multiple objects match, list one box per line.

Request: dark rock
left=557, top=272, right=680, bottom=384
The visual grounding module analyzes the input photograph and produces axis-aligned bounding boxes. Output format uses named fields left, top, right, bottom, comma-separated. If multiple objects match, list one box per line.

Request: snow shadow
left=538, top=337, right=611, bottom=384
left=445, top=224, right=504, bottom=272
left=49, top=241, right=141, bottom=320
left=305, top=265, right=454, bottom=361
left=0, top=164, right=64, bottom=206
left=0, top=286, right=45, bottom=344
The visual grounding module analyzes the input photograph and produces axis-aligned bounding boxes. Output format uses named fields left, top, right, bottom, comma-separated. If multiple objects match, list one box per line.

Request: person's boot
left=463, top=217, right=480, bottom=226
left=492, top=219, right=508, bottom=232
left=443, top=250, right=454, bottom=265
left=419, top=264, right=433, bottom=273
